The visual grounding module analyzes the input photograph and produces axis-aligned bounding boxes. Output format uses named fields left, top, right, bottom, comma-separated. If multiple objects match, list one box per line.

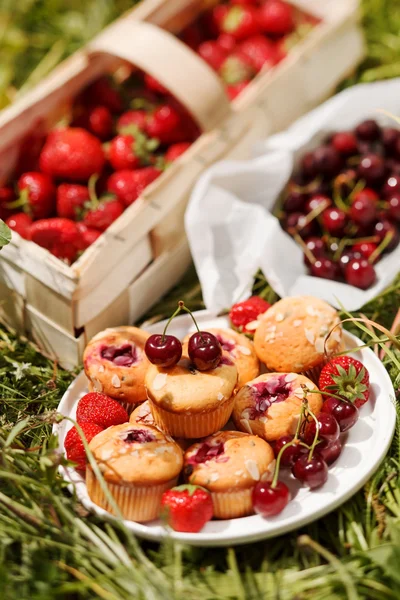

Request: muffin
left=129, top=400, right=155, bottom=426
left=86, top=423, right=183, bottom=522
left=145, top=354, right=238, bottom=438
left=254, top=296, right=342, bottom=382
left=83, top=326, right=150, bottom=411
left=233, top=372, right=322, bottom=442
left=183, top=430, right=274, bottom=519
left=183, top=327, right=259, bottom=389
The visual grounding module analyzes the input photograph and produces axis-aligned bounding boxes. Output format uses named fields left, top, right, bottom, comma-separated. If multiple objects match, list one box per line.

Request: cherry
left=382, top=174, right=400, bottom=197
left=303, top=236, right=325, bottom=266
left=355, top=119, right=381, bottom=141
left=188, top=331, right=222, bottom=371
left=353, top=188, right=379, bottom=203
left=387, top=194, right=400, bottom=222
left=321, top=207, right=347, bottom=235
left=283, top=191, right=306, bottom=213
left=321, top=397, right=359, bottom=432
left=303, top=413, right=340, bottom=448
left=252, top=480, right=290, bottom=516
left=292, top=454, right=328, bottom=489
left=349, top=195, right=377, bottom=225
left=312, top=145, right=341, bottom=178
left=305, top=194, right=330, bottom=214
left=331, top=131, right=358, bottom=155
left=316, top=438, right=342, bottom=465
left=300, top=152, right=316, bottom=179
left=338, top=249, right=363, bottom=273
left=352, top=242, right=377, bottom=261
left=273, top=435, right=304, bottom=467
left=374, top=220, right=400, bottom=251
left=285, top=212, right=316, bottom=238
left=145, top=334, right=182, bottom=368
left=357, top=154, right=385, bottom=186
left=345, top=259, right=376, bottom=289
left=311, top=258, right=341, bottom=281
left=382, top=127, right=400, bottom=154
left=334, top=168, right=357, bottom=197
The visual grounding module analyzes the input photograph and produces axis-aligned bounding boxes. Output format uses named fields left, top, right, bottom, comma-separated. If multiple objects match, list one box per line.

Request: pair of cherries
left=145, top=301, right=222, bottom=371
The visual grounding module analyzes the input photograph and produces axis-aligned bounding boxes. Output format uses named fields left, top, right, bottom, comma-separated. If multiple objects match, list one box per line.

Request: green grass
left=1, top=0, right=400, bottom=598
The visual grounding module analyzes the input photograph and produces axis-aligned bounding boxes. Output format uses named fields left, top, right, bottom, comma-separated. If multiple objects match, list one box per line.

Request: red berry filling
left=216, top=334, right=236, bottom=354
left=219, top=355, right=234, bottom=366
left=187, top=441, right=227, bottom=464
left=249, top=376, right=291, bottom=416
left=120, top=428, right=156, bottom=444
left=101, top=344, right=138, bottom=366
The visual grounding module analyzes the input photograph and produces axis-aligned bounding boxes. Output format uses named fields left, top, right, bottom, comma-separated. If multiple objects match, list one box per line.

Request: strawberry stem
left=88, top=174, right=100, bottom=210
left=5, top=188, right=29, bottom=211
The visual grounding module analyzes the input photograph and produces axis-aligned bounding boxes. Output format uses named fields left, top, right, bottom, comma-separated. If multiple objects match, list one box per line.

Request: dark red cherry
left=188, top=331, right=222, bottom=371
left=352, top=242, right=377, bottom=261
left=145, top=334, right=182, bottom=367
left=321, top=207, right=347, bottom=235
left=355, top=119, right=381, bottom=141
left=357, top=154, right=385, bottom=186
left=349, top=195, right=377, bottom=225
left=305, top=194, right=330, bottom=214
left=345, top=259, right=376, bottom=289
left=383, top=174, right=400, bottom=197
left=333, top=168, right=357, bottom=197
left=285, top=212, right=316, bottom=238
left=331, top=131, right=358, bottom=155
left=387, top=194, right=400, bottom=222
left=382, top=127, right=400, bottom=154
left=300, top=152, right=316, bottom=179
left=316, top=438, right=342, bottom=465
left=311, top=258, right=341, bottom=281
left=252, top=480, right=290, bottom=516
left=338, top=249, right=363, bottom=273
left=312, top=145, right=341, bottom=178
left=321, top=397, right=359, bottom=432
left=303, top=236, right=326, bottom=267
left=273, top=435, right=304, bottom=467
left=303, top=413, right=340, bottom=448
left=283, top=191, right=306, bottom=213
left=374, top=220, right=400, bottom=251
left=292, top=454, right=328, bottom=489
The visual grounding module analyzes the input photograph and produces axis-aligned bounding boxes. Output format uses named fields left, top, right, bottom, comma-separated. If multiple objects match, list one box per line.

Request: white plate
left=55, top=311, right=396, bottom=547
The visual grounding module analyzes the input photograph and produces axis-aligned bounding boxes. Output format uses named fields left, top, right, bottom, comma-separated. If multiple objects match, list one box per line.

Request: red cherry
left=312, top=146, right=341, bottom=178
left=352, top=242, right=377, bottom=261
left=252, top=480, right=290, bottom=516
left=285, top=212, right=316, bottom=238
left=331, top=131, right=358, bottom=155
left=349, top=195, right=377, bottom=225
left=316, top=438, right=342, bottom=465
left=353, top=188, right=379, bottom=203
left=345, top=259, right=376, bottom=289
left=283, top=191, right=306, bottom=213
left=321, top=207, right=347, bottom=235
left=188, top=332, right=222, bottom=371
left=145, top=334, right=182, bottom=368
left=303, top=413, right=340, bottom=448
left=292, top=454, right=328, bottom=489
left=338, top=249, right=363, bottom=273
left=300, top=152, right=317, bottom=179
left=355, top=119, right=381, bottom=141
left=303, top=237, right=325, bottom=266
left=387, top=194, right=400, bottom=222
left=382, top=127, right=400, bottom=154
left=310, top=258, right=341, bottom=281
left=374, top=220, right=399, bottom=251
left=357, top=154, right=385, bottom=186
left=305, top=194, right=330, bottom=214
left=383, top=174, right=400, bottom=197
left=273, top=435, right=304, bottom=467
left=321, top=397, right=359, bottom=432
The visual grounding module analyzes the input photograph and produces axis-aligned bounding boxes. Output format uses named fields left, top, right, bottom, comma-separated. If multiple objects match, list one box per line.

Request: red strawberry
left=216, top=33, right=237, bottom=53
left=220, top=52, right=255, bottom=85
left=231, top=0, right=258, bottom=4
left=259, top=0, right=295, bottom=36
left=203, top=5, right=229, bottom=37
left=5, top=213, right=32, bottom=239
left=80, top=77, right=123, bottom=113
left=76, top=392, right=128, bottom=428
left=221, top=6, right=260, bottom=40
left=239, top=35, right=280, bottom=72
left=226, top=81, right=249, bottom=100
left=144, top=74, right=168, bottom=95
left=229, top=296, right=271, bottom=334
left=198, top=41, right=228, bottom=71
left=107, top=168, right=161, bottom=206
left=39, top=128, right=105, bottom=182
left=15, top=126, right=46, bottom=175
left=180, top=23, right=204, bottom=50
left=57, top=183, right=89, bottom=219
left=64, top=422, right=104, bottom=471
left=17, top=172, right=56, bottom=219
left=108, top=131, right=158, bottom=171
left=165, top=142, right=191, bottom=162
left=0, top=186, right=16, bottom=220
left=81, top=105, right=114, bottom=140
left=160, top=484, right=213, bottom=533
left=76, top=223, right=102, bottom=250
left=319, top=356, right=370, bottom=408
left=146, top=105, right=188, bottom=145
left=29, top=218, right=81, bottom=263
left=82, top=198, right=124, bottom=231
left=117, top=110, right=147, bottom=132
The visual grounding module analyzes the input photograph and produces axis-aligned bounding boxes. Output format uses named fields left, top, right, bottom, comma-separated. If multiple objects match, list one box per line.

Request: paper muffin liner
left=211, top=487, right=254, bottom=519
left=86, top=467, right=177, bottom=522
left=149, top=396, right=235, bottom=439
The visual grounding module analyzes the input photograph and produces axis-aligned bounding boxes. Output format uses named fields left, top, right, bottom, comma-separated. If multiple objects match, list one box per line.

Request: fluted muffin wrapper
left=86, top=467, right=177, bottom=522
left=149, top=397, right=234, bottom=439
left=211, top=488, right=253, bottom=519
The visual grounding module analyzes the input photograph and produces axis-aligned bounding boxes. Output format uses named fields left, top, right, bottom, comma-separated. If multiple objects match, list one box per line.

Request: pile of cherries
left=252, top=386, right=359, bottom=516
left=145, top=301, right=222, bottom=371
left=280, top=119, right=400, bottom=290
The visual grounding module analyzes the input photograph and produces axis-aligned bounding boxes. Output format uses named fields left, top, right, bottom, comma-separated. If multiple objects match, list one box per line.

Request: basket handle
left=87, top=19, right=232, bottom=132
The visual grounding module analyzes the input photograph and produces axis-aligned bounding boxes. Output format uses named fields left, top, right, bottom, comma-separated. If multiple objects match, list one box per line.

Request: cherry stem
left=333, top=237, right=348, bottom=262
left=301, top=385, right=319, bottom=461
left=290, top=176, right=322, bottom=195
left=294, top=199, right=331, bottom=233
left=178, top=301, right=205, bottom=342
left=271, top=438, right=309, bottom=488
left=161, top=304, right=183, bottom=342
left=294, top=400, right=307, bottom=441
left=368, top=230, right=394, bottom=264
left=294, top=233, right=316, bottom=265
left=306, top=387, right=350, bottom=404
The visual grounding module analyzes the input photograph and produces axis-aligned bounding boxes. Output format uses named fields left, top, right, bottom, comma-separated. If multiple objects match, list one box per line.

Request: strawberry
left=82, top=198, right=124, bottom=231
left=216, top=33, right=237, bottom=53
left=221, top=6, right=260, bottom=40
left=29, top=218, right=81, bottom=263
left=5, top=213, right=32, bottom=239
left=144, top=74, right=168, bottom=95
left=203, top=5, right=229, bottom=38
left=160, top=485, right=213, bottom=533
left=319, top=356, right=370, bottom=409
left=74, top=105, right=114, bottom=140
left=226, top=81, right=249, bottom=100
left=220, top=52, right=255, bottom=85
left=80, top=76, right=123, bottom=113
left=117, top=110, right=147, bottom=132
left=39, top=128, right=105, bottom=182
left=76, top=223, right=102, bottom=250
left=231, top=0, right=259, bottom=4
left=16, top=172, right=56, bottom=219
left=180, top=23, right=204, bottom=50
left=259, top=0, right=295, bottom=36
left=15, top=127, right=46, bottom=175
left=64, top=422, right=104, bottom=471
left=198, top=41, right=228, bottom=71
left=239, top=35, right=280, bottom=72
left=76, top=392, right=128, bottom=428
left=108, top=130, right=159, bottom=171
left=0, top=186, right=16, bottom=221
left=165, top=142, right=191, bottom=162
left=229, top=296, right=271, bottom=334
left=107, top=167, right=161, bottom=206
left=57, top=183, right=89, bottom=219
left=145, top=105, right=188, bottom=145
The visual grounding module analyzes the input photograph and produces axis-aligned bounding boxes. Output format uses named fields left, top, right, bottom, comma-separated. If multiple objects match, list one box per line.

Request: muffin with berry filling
left=183, top=431, right=274, bottom=519
left=129, top=400, right=155, bottom=426
left=233, top=372, right=322, bottom=442
left=86, top=423, right=183, bottom=522
left=145, top=353, right=238, bottom=439
left=183, top=327, right=259, bottom=389
left=83, top=326, right=150, bottom=411
left=254, top=296, right=342, bottom=382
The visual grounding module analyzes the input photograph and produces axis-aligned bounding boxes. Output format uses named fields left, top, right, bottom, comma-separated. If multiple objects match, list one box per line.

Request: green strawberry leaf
left=171, top=484, right=209, bottom=496
left=0, top=219, right=11, bottom=249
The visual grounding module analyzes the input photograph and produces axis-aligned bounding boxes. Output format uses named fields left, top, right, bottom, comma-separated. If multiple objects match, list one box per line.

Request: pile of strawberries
left=2, top=73, right=200, bottom=263
left=180, top=0, right=319, bottom=100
